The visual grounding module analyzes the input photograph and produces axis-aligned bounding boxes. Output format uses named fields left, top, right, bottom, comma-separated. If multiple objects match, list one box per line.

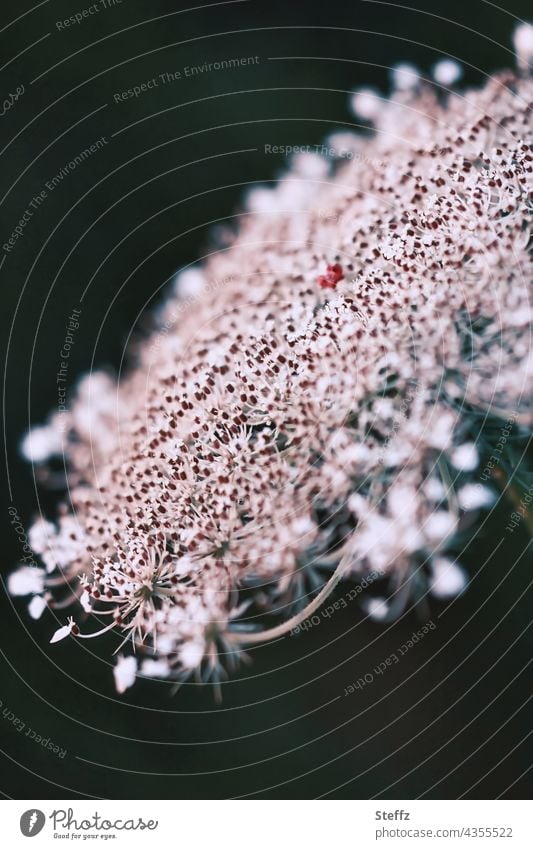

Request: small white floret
left=21, top=425, right=62, bottom=463
left=458, top=484, right=495, bottom=511
left=391, top=63, right=420, bottom=91
left=80, top=591, right=93, bottom=613
left=28, top=596, right=47, bottom=620
left=429, top=558, right=467, bottom=598
left=364, top=597, right=389, bottom=621
left=425, top=511, right=456, bottom=543
left=350, top=88, right=382, bottom=120
left=179, top=639, right=205, bottom=670
left=141, top=659, right=171, bottom=678
left=50, top=617, right=77, bottom=644
left=513, top=23, right=533, bottom=71
left=292, top=152, right=329, bottom=179
left=432, top=59, right=462, bottom=87
left=8, top=566, right=45, bottom=596
left=451, top=443, right=478, bottom=472
left=174, top=268, right=205, bottom=298
left=113, top=655, right=137, bottom=694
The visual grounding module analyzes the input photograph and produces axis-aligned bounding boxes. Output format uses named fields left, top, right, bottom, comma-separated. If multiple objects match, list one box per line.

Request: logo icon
left=20, top=810, right=45, bottom=837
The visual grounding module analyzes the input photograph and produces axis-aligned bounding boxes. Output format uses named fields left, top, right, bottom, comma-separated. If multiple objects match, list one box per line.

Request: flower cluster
left=10, top=32, right=532, bottom=693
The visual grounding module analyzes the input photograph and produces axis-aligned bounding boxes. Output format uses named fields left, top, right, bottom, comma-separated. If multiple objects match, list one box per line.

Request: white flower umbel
left=10, top=40, right=533, bottom=691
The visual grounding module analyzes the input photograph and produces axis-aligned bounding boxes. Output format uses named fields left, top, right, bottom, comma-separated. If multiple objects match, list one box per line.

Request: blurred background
left=1, top=0, right=532, bottom=799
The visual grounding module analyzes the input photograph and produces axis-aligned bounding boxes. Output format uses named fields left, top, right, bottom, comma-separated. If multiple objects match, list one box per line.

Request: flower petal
left=50, top=619, right=75, bottom=643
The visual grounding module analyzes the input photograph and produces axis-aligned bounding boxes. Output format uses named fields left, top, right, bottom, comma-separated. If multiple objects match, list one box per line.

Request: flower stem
left=226, top=554, right=351, bottom=645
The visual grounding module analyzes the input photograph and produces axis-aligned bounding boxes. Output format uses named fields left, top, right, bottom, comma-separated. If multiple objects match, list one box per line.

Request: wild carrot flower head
left=10, top=41, right=533, bottom=693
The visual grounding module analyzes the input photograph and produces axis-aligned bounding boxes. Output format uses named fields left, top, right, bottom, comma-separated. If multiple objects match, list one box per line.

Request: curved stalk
left=226, top=553, right=351, bottom=646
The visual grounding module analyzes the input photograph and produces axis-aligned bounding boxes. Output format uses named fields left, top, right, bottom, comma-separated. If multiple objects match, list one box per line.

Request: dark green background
left=1, top=0, right=532, bottom=799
